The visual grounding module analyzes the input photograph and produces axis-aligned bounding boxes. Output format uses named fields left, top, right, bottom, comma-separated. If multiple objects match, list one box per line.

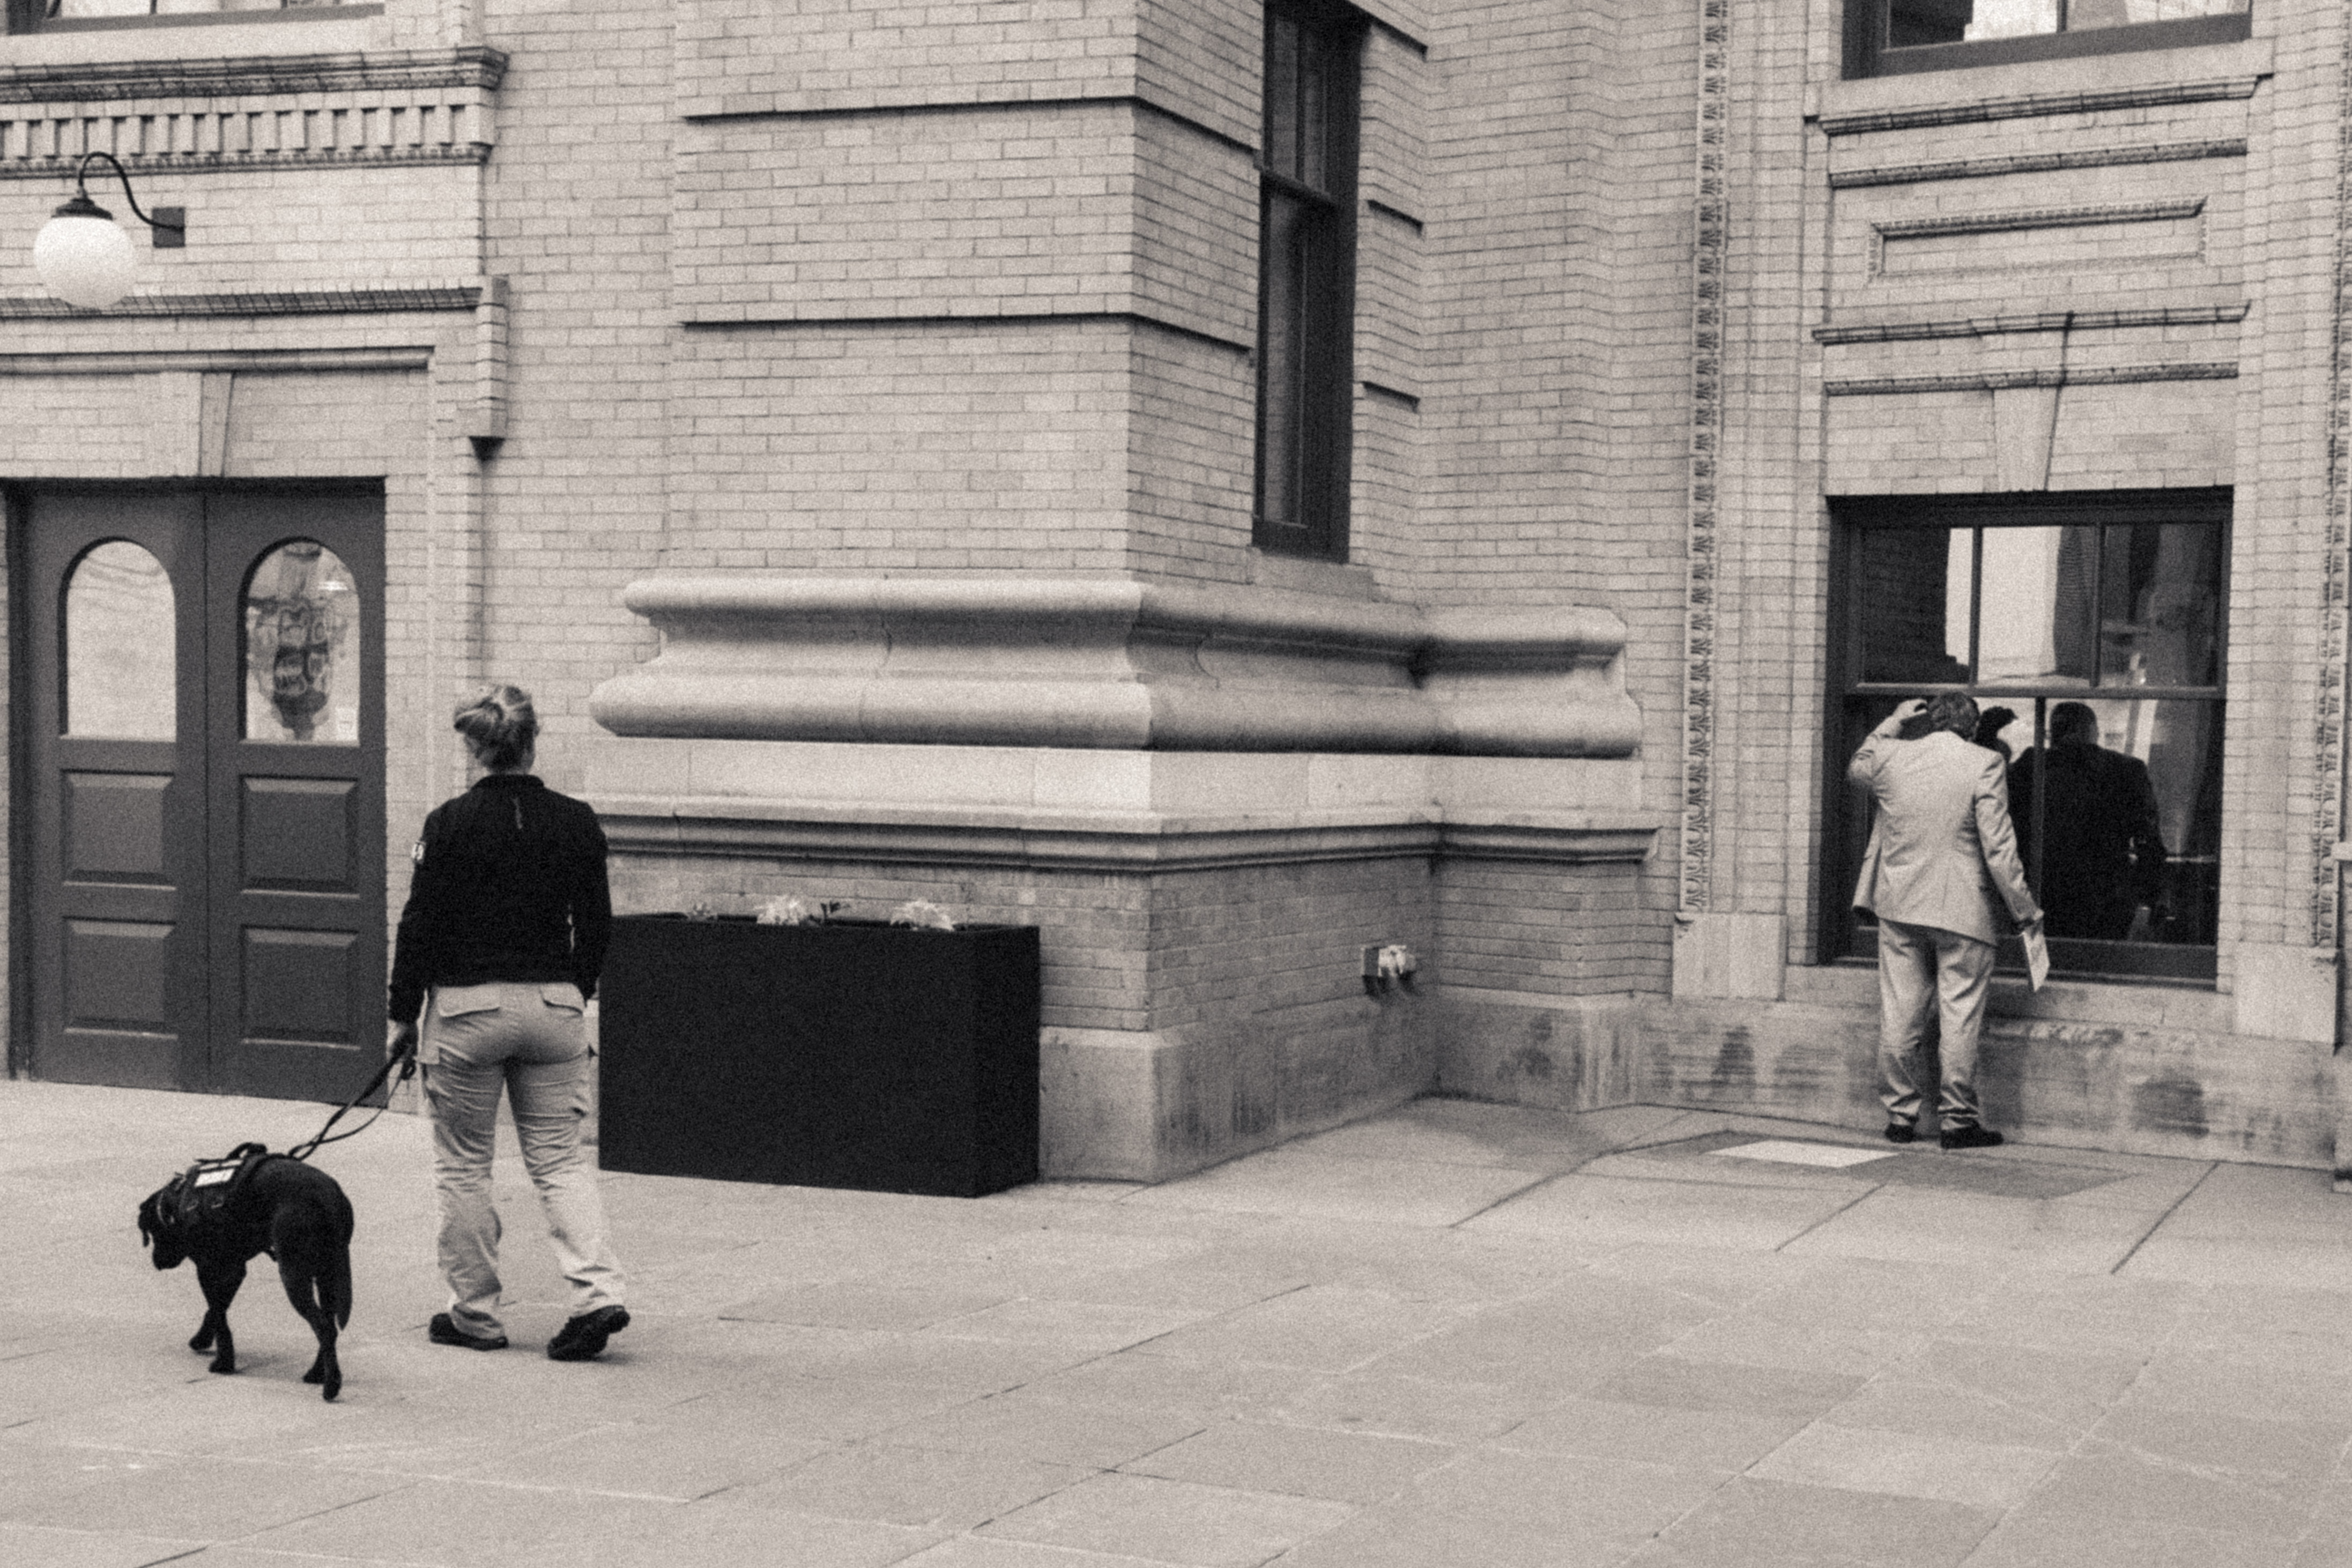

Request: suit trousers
left=422, top=980, right=626, bottom=1338
left=1875, top=917, right=1996, bottom=1128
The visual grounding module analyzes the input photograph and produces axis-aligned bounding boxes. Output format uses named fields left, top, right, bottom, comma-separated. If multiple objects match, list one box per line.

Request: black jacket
left=388, top=774, right=611, bottom=1022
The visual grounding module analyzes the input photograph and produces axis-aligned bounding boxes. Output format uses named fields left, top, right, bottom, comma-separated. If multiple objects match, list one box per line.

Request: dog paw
left=188, top=1333, right=213, bottom=1353
left=302, top=1365, right=323, bottom=1383
left=207, top=1357, right=236, bottom=1376
left=321, top=1370, right=341, bottom=1402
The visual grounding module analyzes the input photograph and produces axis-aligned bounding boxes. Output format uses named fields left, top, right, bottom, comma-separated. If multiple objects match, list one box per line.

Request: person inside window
left=2008, top=701, right=2168, bottom=941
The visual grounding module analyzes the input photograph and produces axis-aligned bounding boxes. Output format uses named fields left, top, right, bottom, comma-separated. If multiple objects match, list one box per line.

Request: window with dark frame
left=8, top=0, right=369, bottom=33
left=1845, top=0, right=2250, bottom=77
left=1254, top=0, right=1361, bottom=562
left=1830, top=492, right=2228, bottom=983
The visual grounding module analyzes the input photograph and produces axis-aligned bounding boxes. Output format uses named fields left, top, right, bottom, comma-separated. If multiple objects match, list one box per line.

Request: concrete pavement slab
left=20, top=1079, right=2352, bottom=1566
left=1118, top=1417, right=1457, bottom=1504
left=976, top=1472, right=1353, bottom=1566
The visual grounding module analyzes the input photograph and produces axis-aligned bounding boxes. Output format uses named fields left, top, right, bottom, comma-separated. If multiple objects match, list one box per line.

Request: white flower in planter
left=891, top=899, right=956, bottom=931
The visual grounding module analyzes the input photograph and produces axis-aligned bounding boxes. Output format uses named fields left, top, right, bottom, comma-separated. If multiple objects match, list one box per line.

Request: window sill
left=1809, top=31, right=2273, bottom=134
left=4, top=5, right=384, bottom=65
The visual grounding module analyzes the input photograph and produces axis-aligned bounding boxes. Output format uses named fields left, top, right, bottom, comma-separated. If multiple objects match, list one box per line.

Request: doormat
left=1710, top=1139, right=1895, bottom=1169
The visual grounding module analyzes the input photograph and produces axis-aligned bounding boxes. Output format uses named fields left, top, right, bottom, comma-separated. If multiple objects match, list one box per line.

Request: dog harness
left=159, top=1142, right=281, bottom=1240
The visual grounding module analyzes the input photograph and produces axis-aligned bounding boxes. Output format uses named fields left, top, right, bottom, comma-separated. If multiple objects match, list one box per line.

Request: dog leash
left=286, top=1043, right=418, bottom=1163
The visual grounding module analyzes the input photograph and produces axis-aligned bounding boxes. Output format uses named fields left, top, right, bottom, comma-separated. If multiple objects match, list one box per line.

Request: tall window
left=1848, top=0, right=2249, bottom=76
left=1255, top=0, right=1361, bottom=561
left=1832, top=492, right=2228, bottom=982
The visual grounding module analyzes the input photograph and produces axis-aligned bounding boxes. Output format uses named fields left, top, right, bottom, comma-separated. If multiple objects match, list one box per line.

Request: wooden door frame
left=5, top=478, right=387, bottom=1085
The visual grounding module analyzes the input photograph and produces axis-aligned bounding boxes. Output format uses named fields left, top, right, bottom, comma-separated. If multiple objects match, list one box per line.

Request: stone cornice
left=0, top=287, right=480, bottom=320
left=1831, top=138, right=2246, bottom=190
left=0, top=46, right=509, bottom=105
left=1824, top=363, right=2237, bottom=396
left=1871, top=198, right=2204, bottom=243
left=0, top=146, right=489, bottom=179
left=590, top=575, right=1644, bottom=759
left=1816, top=303, right=2249, bottom=344
left=1819, top=76, right=2261, bottom=137
left=593, top=799, right=1663, bottom=872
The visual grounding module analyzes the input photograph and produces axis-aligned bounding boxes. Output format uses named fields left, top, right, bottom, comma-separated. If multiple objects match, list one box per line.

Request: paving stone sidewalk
left=5, top=1079, right=2352, bottom=1568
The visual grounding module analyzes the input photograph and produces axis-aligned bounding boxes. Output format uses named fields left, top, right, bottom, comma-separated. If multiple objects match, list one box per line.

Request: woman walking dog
left=388, top=685, right=630, bottom=1360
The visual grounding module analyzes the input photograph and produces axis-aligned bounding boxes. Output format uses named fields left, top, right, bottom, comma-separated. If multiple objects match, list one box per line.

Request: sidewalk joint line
left=1771, top=1180, right=1887, bottom=1252
left=2108, top=1160, right=2217, bottom=1275
left=1445, top=1170, right=1571, bottom=1229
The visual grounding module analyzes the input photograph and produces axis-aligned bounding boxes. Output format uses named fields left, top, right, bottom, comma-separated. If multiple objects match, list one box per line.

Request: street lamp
left=33, top=151, right=184, bottom=310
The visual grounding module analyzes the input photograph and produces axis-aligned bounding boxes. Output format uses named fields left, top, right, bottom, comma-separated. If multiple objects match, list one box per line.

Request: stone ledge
left=590, top=574, right=1643, bottom=757
left=592, top=796, right=1661, bottom=873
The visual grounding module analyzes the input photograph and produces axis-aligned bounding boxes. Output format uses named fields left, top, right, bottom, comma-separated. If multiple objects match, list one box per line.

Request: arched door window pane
left=64, top=540, right=176, bottom=740
left=244, top=541, right=361, bottom=745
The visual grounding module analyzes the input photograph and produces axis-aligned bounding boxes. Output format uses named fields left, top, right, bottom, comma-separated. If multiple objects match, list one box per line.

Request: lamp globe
left=34, top=198, right=136, bottom=309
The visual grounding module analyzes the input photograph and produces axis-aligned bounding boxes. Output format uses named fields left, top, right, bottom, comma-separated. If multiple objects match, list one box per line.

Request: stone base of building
left=1646, top=966, right=2336, bottom=1169
left=575, top=737, right=1664, bottom=1185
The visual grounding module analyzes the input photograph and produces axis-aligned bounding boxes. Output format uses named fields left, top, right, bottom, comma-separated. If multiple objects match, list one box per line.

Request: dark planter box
left=598, top=914, right=1041, bottom=1198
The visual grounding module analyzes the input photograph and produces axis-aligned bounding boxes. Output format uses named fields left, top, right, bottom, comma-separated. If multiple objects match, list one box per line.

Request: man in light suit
left=1850, top=693, right=2043, bottom=1150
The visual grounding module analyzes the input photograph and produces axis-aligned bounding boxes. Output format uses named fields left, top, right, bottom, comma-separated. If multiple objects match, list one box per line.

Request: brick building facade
left=2, top=0, right=2343, bottom=1183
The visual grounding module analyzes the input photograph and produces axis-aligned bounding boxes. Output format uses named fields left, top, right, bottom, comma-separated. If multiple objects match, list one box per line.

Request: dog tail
left=322, top=1249, right=353, bottom=1330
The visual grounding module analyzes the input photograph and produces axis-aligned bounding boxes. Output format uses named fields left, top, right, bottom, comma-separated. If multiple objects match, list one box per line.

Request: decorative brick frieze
left=1680, top=0, right=1730, bottom=918
left=1831, top=139, right=2247, bottom=190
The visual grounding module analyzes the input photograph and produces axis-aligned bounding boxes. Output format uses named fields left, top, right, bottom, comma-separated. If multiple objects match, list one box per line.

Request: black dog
left=137, top=1149, right=355, bottom=1401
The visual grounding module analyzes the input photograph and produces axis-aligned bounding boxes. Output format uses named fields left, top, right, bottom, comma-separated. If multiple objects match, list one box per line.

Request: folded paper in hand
left=2023, top=924, right=2050, bottom=992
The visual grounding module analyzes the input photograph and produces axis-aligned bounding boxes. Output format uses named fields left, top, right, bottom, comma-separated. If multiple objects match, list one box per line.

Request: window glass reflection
left=1886, top=0, right=2245, bottom=46
left=47, top=1, right=355, bottom=18
left=1976, top=525, right=2096, bottom=687
left=2098, top=523, right=2222, bottom=688
left=1858, top=528, right=1970, bottom=684
left=244, top=541, right=361, bottom=745
left=2010, top=697, right=2221, bottom=946
left=64, top=540, right=175, bottom=741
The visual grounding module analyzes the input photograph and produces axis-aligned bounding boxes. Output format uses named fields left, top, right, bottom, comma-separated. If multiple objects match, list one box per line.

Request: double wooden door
left=21, top=488, right=385, bottom=1102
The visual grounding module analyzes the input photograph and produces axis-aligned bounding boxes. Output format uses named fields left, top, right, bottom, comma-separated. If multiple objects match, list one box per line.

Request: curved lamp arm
left=58, top=151, right=183, bottom=243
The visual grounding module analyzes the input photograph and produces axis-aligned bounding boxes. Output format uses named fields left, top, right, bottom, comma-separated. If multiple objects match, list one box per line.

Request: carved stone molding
left=1819, top=76, right=2262, bottom=138
left=1824, top=362, right=2237, bottom=396
left=594, top=801, right=1662, bottom=874
left=0, top=287, right=480, bottom=319
left=0, top=346, right=429, bottom=375
left=589, top=576, right=1645, bottom=758
left=0, top=47, right=509, bottom=106
left=1831, top=139, right=2247, bottom=190
left=1872, top=198, right=2206, bottom=242
left=1816, top=302, right=2250, bottom=344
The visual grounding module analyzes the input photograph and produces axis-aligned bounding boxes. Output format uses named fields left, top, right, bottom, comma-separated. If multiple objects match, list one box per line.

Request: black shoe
left=547, top=1305, right=630, bottom=1362
left=428, top=1312, right=507, bottom=1351
left=1940, top=1124, right=2005, bottom=1151
left=1883, top=1121, right=1917, bottom=1145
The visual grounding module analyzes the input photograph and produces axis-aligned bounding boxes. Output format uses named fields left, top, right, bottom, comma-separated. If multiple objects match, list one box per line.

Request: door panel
left=27, top=495, right=205, bottom=1089
left=205, top=494, right=385, bottom=1102
left=23, top=487, right=384, bottom=1102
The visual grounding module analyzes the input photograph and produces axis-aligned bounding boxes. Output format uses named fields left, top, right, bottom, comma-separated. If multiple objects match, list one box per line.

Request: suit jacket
left=1850, top=725, right=2041, bottom=946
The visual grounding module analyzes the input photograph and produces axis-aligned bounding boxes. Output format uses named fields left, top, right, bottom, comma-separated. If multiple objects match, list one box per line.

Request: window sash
left=1829, top=495, right=2229, bottom=980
